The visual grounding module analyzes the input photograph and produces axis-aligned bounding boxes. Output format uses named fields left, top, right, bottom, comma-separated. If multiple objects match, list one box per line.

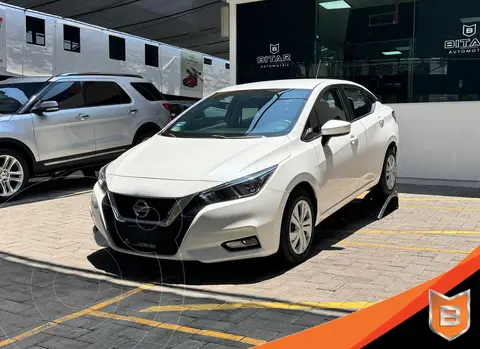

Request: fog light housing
left=222, top=236, right=261, bottom=251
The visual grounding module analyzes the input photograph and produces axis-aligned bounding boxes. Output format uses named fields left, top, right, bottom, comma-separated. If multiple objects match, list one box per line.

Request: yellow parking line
left=90, top=310, right=266, bottom=346
left=356, top=193, right=480, bottom=202
left=401, top=203, right=480, bottom=212
left=358, top=229, right=480, bottom=236
left=338, top=241, right=471, bottom=254
left=0, top=283, right=155, bottom=348
left=140, top=301, right=374, bottom=313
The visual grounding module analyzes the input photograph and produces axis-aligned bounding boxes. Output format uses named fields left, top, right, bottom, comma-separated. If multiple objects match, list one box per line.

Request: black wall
left=236, top=0, right=316, bottom=84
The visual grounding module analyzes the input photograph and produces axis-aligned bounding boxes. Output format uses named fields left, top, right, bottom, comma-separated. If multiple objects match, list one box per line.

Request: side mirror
left=31, top=101, right=59, bottom=114
left=321, top=119, right=351, bottom=137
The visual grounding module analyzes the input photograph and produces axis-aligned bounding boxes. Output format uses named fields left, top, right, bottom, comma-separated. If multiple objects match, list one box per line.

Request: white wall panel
left=22, top=11, right=54, bottom=76
left=160, top=44, right=180, bottom=96
left=5, top=7, right=25, bottom=75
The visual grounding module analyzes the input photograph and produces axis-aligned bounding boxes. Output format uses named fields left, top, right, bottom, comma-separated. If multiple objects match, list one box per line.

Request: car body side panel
left=0, top=114, right=39, bottom=161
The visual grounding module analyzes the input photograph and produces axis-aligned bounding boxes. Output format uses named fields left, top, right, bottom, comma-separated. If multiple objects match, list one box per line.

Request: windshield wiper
left=211, top=134, right=229, bottom=139
left=163, top=132, right=176, bottom=138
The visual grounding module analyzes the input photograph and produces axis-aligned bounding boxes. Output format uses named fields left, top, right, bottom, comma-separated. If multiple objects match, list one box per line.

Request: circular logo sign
left=133, top=199, right=150, bottom=219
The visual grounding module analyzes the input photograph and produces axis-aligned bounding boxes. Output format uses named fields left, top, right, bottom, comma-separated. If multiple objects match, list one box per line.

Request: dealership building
left=227, top=0, right=480, bottom=187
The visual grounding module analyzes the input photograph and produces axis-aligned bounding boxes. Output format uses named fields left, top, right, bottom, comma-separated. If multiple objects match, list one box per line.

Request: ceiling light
left=461, top=17, right=480, bottom=23
left=319, top=1, right=351, bottom=10
left=382, top=51, right=402, bottom=56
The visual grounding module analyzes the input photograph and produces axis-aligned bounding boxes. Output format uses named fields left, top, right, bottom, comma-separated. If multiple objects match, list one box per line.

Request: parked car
left=0, top=72, right=171, bottom=201
left=162, top=100, right=196, bottom=119
left=91, top=79, right=399, bottom=265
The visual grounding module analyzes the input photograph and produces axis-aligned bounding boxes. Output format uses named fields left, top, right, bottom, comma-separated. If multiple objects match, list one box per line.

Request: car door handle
left=350, top=135, right=358, bottom=144
left=75, top=114, right=90, bottom=120
left=129, top=108, right=138, bottom=114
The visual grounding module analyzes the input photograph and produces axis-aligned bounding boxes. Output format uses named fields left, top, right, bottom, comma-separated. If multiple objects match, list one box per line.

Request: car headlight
left=98, top=164, right=108, bottom=192
left=199, top=165, right=277, bottom=204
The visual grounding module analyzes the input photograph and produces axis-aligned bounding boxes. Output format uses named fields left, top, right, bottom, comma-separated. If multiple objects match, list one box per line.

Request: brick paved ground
left=0, top=176, right=479, bottom=348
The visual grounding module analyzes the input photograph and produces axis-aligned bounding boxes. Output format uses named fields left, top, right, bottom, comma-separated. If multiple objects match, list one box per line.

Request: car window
left=131, top=82, right=164, bottom=101
left=163, top=89, right=311, bottom=138
left=41, top=81, right=84, bottom=110
left=314, top=88, right=346, bottom=127
left=84, top=81, right=131, bottom=107
left=343, top=86, right=374, bottom=119
left=0, top=82, right=47, bottom=114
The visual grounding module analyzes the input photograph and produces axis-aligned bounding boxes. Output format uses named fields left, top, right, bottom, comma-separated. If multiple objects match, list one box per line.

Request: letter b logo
left=440, top=306, right=460, bottom=326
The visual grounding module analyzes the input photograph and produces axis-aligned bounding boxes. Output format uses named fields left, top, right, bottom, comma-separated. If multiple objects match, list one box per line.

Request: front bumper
left=89, top=183, right=288, bottom=263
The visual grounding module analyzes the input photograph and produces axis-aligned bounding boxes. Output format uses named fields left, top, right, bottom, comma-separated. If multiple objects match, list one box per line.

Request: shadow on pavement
left=87, top=198, right=379, bottom=286
left=397, top=183, right=480, bottom=198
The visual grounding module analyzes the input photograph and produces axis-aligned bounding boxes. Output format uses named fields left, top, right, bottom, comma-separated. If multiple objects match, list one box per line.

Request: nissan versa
left=90, top=79, right=399, bottom=264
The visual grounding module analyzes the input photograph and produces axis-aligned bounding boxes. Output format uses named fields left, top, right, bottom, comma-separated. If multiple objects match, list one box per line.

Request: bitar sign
left=257, top=43, right=292, bottom=69
left=444, top=23, right=480, bottom=55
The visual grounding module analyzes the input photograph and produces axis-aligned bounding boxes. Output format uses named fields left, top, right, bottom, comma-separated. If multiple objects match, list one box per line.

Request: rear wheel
left=278, top=189, right=315, bottom=265
left=0, top=149, right=30, bottom=202
left=374, top=146, right=397, bottom=196
left=134, top=130, right=157, bottom=145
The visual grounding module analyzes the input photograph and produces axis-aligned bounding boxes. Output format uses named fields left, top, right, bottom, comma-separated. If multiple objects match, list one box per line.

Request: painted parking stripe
left=357, top=229, right=480, bottom=236
left=90, top=310, right=266, bottom=346
left=337, top=241, right=471, bottom=254
left=401, top=203, right=480, bottom=212
left=0, top=283, right=155, bottom=348
left=140, top=301, right=375, bottom=313
left=356, top=192, right=480, bottom=202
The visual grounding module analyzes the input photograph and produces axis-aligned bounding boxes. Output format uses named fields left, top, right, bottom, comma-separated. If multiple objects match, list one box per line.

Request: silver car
left=0, top=72, right=171, bottom=201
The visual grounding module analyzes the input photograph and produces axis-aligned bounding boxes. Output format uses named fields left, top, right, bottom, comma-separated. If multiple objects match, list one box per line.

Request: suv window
left=0, top=82, right=48, bottom=114
left=84, top=81, right=131, bottom=107
left=314, top=88, right=346, bottom=127
left=343, top=87, right=374, bottom=119
left=131, top=82, right=164, bottom=101
left=41, top=81, right=84, bottom=110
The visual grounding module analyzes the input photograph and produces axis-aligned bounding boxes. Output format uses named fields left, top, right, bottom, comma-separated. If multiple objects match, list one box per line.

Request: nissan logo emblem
left=133, top=199, right=150, bottom=218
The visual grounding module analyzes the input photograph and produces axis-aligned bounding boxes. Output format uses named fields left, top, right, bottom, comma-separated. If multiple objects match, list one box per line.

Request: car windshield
left=0, top=82, right=48, bottom=114
left=161, top=88, right=312, bottom=138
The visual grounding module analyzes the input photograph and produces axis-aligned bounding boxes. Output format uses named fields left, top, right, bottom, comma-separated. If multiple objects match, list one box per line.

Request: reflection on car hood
left=107, top=135, right=291, bottom=182
left=0, top=114, right=13, bottom=122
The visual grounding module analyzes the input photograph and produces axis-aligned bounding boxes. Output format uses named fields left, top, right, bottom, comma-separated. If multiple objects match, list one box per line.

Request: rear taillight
left=162, top=103, right=170, bottom=110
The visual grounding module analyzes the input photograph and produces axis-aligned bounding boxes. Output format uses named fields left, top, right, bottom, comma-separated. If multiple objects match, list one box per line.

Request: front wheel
left=134, top=131, right=157, bottom=145
left=0, top=149, right=30, bottom=202
left=277, top=189, right=315, bottom=265
left=374, top=147, right=397, bottom=196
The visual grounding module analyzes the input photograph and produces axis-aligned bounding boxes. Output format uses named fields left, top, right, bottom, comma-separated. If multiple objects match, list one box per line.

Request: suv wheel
left=278, top=189, right=315, bottom=265
left=135, top=131, right=157, bottom=145
left=0, top=149, right=30, bottom=202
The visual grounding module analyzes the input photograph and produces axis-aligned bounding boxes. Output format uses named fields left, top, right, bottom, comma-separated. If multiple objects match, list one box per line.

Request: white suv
left=0, top=73, right=171, bottom=201
left=90, top=79, right=399, bottom=265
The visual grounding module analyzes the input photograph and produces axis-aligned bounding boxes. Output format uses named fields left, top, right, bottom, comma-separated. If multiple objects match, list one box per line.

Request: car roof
left=217, top=79, right=363, bottom=93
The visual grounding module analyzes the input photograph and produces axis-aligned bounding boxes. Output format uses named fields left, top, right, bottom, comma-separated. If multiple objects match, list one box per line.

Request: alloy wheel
left=0, top=155, right=24, bottom=198
left=385, top=154, right=397, bottom=190
left=289, top=199, right=313, bottom=255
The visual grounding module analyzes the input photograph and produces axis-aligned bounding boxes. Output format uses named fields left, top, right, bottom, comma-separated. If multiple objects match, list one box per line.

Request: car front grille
left=110, top=193, right=176, bottom=222
left=102, top=193, right=205, bottom=255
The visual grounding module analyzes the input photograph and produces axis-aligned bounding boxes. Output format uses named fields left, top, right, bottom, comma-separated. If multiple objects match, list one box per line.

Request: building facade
left=228, top=0, right=480, bottom=187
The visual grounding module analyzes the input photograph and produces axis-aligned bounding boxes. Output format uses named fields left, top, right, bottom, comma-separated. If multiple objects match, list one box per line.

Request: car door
left=31, top=80, right=96, bottom=163
left=83, top=80, right=134, bottom=156
left=309, top=87, right=368, bottom=212
left=342, top=85, right=383, bottom=188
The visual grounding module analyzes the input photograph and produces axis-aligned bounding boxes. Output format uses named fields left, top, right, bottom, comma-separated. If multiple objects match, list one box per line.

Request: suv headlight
left=199, top=165, right=277, bottom=204
left=98, top=164, right=108, bottom=192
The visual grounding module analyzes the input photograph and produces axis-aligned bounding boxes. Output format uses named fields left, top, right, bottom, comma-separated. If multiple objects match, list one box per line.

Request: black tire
left=0, top=148, right=30, bottom=202
left=373, top=146, right=397, bottom=196
left=277, top=188, right=315, bottom=265
left=134, top=130, right=157, bottom=145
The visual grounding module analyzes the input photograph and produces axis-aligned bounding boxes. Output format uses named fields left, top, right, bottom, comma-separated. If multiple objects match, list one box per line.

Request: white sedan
left=90, top=79, right=399, bottom=264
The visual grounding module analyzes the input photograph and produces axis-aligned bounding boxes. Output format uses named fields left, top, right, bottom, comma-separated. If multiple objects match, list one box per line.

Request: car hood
left=108, top=135, right=291, bottom=182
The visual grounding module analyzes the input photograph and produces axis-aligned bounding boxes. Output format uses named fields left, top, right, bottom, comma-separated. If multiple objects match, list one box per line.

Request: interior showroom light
left=382, top=50, right=402, bottom=56
left=319, top=1, right=351, bottom=10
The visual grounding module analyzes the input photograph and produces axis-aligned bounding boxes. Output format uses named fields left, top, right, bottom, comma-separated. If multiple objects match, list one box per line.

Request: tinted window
left=0, top=82, right=47, bottom=114
left=131, top=82, right=164, bottom=101
left=84, top=81, right=130, bottom=107
left=41, top=82, right=84, bottom=110
left=162, top=89, right=311, bottom=138
left=109, top=36, right=126, bottom=61
left=64, top=25, right=80, bottom=53
left=343, top=87, right=374, bottom=119
left=314, top=89, right=346, bottom=126
left=26, top=16, right=45, bottom=46
left=145, top=44, right=158, bottom=67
